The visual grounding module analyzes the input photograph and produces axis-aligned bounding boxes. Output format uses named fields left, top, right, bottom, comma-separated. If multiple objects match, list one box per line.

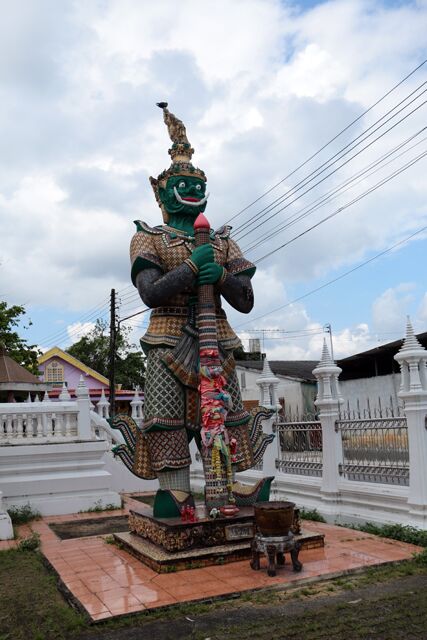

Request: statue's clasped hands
left=191, top=244, right=225, bottom=285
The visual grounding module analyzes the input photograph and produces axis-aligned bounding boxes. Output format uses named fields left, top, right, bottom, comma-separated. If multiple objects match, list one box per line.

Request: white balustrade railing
left=90, top=410, right=124, bottom=446
left=0, top=402, right=79, bottom=443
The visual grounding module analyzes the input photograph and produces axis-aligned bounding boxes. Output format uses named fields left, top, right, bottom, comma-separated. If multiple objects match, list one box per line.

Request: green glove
left=198, top=263, right=225, bottom=285
left=191, top=244, right=214, bottom=269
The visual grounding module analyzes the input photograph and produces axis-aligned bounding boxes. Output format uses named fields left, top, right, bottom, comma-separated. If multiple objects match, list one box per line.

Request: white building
left=236, top=330, right=427, bottom=417
left=235, top=359, right=318, bottom=416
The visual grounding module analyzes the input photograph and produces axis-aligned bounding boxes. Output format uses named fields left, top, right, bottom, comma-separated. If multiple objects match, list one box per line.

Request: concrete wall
left=340, top=372, right=402, bottom=413
left=0, top=441, right=121, bottom=516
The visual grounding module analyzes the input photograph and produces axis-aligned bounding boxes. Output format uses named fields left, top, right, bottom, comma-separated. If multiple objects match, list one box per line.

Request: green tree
left=0, top=301, right=41, bottom=374
left=67, top=319, right=146, bottom=389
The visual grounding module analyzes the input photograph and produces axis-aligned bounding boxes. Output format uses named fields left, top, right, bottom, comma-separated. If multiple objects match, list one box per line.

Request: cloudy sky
left=1, top=0, right=427, bottom=361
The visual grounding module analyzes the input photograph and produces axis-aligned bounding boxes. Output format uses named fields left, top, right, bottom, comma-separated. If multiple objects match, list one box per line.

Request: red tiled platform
left=2, top=501, right=421, bottom=622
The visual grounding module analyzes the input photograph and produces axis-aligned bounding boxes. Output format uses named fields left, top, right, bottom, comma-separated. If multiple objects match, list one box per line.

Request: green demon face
left=159, top=175, right=208, bottom=218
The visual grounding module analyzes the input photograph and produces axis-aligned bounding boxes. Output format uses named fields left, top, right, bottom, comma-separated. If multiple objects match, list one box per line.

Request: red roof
left=0, top=347, right=43, bottom=385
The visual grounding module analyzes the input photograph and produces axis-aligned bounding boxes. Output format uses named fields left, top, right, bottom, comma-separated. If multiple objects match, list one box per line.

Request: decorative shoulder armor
left=214, top=225, right=232, bottom=240
left=130, top=222, right=164, bottom=285
left=133, top=220, right=165, bottom=235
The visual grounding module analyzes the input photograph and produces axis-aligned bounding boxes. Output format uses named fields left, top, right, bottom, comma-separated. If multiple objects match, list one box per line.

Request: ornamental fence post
left=313, top=340, right=343, bottom=516
left=0, top=491, right=13, bottom=540
left=256, top=359, right=280, bottom=478
left=130, top=387, right=144, bottom=428
left=76, top=376, right=93, bottom=440
left=394, top=318, right=427, bottom=527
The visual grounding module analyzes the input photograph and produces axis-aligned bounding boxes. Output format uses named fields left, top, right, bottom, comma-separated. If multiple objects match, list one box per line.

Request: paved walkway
left=1, top=501, right=421, bottom=622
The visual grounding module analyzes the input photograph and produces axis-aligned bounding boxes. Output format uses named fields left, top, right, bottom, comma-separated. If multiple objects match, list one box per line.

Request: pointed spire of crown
left=156, top=102, right=194, bottom=162
left=150, top=103, right=207, bottom=224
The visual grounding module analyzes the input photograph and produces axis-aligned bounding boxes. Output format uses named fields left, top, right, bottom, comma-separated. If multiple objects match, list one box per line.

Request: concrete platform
left=3, top=496, right=421, bottom=622
left=114, top=528, right=324, bottom=572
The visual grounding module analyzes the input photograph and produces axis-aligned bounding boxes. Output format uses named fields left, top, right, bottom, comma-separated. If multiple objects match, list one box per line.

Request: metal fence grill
left=336, top=417, right=409, bottom=485
left=274, top=421, right=323, bottom=477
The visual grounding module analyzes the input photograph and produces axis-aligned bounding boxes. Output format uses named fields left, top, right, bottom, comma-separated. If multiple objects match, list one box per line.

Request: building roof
left=235, top=360, right=318, bottom=382
left=38, top=347, right=109, bottom=386
left=337, top=331, right=427, bottom=381
left=0, top=347, right=43, bottom=387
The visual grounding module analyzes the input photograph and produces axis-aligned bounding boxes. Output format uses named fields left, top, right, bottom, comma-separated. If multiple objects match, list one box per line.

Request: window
left=46, top=360, right=64, bottom=383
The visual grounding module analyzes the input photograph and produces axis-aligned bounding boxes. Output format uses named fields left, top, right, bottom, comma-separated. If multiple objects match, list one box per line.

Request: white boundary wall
left=192, top=334, right=427, bottom=530
left=0, top=379, right=123, bottom=528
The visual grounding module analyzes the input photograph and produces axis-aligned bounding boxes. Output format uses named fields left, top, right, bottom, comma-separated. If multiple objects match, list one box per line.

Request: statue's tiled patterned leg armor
left=143, top=348, right=186, bottom=431
left=158, top=467, right=191, bottom=493
left=144, top=429, right=192, bottom=471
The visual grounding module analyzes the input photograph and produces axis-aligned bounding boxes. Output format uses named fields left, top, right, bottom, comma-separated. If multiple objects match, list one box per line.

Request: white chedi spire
left=400, top=316, right=424, bottom=353
left=131, top=386, right=144, bottom=424
left=256, top=357, right=280, bottom=410
left=96, top=387, right=110, bottom=418
left=313, top=339, right=342, bottom=405
left=319, top=338, right=334, bottom=367
left=257, top=357, right=278, bottom=382
left=76, top=374, right=89, bottom=398
left=395, top=316, right=427, bottom=395
left=58, top=382, right=71, bottom=401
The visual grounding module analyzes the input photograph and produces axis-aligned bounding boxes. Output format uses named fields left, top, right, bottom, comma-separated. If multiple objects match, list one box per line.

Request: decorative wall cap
left=395, top=316, right=427, bottom=362
left=58, top=382, right=71, bottom=401
left=312, top=340, right=342, bottom=376
left=97, top=387, right=109, bottom=405
left=256, top=358, right=280, bottom=385
left=76, top=375, right=89, bottom=398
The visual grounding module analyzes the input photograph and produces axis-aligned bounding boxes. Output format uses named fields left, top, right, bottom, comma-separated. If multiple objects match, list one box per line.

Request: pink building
left=38, top=347, right=136, bottom=411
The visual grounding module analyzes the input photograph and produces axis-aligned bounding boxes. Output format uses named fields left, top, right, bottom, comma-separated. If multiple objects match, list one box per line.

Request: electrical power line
left=236, top=223, right=427, bottom=329
left=242, top=128, right=427, bottom=255
left=224, top=58, right=427, bottom=226
left=35, top=63, right=427, bottom=349
left=253, top=146, right=427, bottom=265
left=37, top=297, right=110, bottom=346
left=234, top=89, right=427, bottom=243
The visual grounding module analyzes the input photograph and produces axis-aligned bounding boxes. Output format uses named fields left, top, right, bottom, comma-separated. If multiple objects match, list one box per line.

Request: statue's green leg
left=153, top=467, right=194, bottom=518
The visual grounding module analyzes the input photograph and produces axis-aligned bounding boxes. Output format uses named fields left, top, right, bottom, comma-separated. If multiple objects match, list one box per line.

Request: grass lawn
left=0, top=549, right=86, bottom=640
left=1, top=545, right=426, bottom=640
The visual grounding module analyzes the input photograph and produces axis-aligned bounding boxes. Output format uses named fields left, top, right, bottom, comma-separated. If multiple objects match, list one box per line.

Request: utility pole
left=109, top=288, right=116, bottom=417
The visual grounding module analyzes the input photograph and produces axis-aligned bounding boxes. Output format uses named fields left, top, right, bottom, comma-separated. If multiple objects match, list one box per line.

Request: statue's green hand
left=191, top=244, right=214, bottom=268
left=198, top=263, right=225, bottom=285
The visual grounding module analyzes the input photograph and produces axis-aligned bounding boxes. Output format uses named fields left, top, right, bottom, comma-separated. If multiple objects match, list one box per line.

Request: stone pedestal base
left=115, top=504, right=324, bottom=572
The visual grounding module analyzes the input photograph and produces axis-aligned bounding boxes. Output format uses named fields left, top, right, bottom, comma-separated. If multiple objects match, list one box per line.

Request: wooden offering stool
left=251, top=532, right=302, bottom=576
left=250, top=500, right=303, bottom=577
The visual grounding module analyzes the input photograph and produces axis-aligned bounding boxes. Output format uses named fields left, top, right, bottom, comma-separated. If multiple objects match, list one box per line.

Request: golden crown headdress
left=150, top=103, right=206, bottom=223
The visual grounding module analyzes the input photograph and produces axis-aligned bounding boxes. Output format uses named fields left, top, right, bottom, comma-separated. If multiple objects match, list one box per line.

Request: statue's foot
left=232, top=476, right=274, bottom=506
left=153, top=489, right=195, bottom=518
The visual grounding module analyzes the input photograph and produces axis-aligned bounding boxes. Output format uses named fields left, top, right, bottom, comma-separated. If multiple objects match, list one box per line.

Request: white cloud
left=1, top=0, right=427, bottom=355
left=372, top=283, right=416, bottom=334
left=67, top=321, right=96, bottom=343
